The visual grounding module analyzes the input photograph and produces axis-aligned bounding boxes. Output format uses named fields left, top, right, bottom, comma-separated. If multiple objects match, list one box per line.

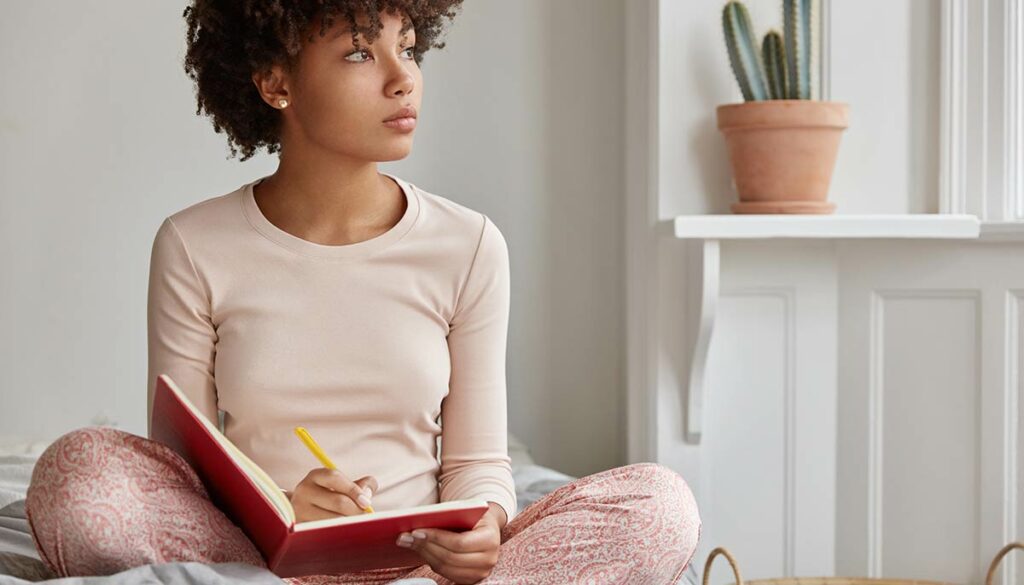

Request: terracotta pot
left=716, top=100, right=849, bottom=214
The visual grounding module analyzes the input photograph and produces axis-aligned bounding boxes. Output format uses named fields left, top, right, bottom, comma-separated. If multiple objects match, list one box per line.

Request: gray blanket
left=0, top=496, right=290, bottom=585
left=0, top=559, right=286, bottom=585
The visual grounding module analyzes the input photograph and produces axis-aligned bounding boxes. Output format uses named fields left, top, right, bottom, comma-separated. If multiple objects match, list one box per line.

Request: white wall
left=0, top=0, right=626, bottom=478
left=829, top=0, right=940, bottom=214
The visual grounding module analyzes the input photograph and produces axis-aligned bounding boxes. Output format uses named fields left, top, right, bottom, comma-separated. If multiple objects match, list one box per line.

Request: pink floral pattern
left=25, top=427, right=700, bottom=584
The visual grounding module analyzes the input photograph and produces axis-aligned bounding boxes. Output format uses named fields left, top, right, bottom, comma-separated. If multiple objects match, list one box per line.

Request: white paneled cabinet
left=837, top=240, right=1023, bottom=581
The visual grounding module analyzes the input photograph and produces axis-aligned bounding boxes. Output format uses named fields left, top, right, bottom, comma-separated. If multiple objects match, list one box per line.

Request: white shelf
left=672, top=214, right=981, bottom=240
left=670, top=213, right=1024, bottom=445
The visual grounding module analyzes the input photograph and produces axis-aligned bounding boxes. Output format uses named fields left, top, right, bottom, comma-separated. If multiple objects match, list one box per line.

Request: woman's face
left=266, top=9, right=423, bottom=162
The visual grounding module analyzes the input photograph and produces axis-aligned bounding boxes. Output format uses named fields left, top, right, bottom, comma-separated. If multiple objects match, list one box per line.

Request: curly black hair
left=182, top=0, right=464, bottom=161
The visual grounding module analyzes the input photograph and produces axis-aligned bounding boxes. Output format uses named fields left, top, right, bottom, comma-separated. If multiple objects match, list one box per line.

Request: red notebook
left=149, top=374, right=489, bottom=578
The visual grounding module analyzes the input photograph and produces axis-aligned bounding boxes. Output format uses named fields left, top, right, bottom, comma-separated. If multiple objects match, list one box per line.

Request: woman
left=24, top=1, right=701, bottom=583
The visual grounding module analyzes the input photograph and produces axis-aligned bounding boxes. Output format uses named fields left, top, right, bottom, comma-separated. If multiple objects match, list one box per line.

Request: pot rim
left=717, top=99, right=849, bottom=109
left=717, top=100, right=850, bottom=129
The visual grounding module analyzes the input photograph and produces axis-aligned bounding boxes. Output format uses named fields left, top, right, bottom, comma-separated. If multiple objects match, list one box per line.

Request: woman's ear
left=251, top=64, right=290, bottom=109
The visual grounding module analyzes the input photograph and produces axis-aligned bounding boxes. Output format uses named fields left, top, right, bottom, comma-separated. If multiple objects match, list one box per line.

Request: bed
left=0, top=432, right=699, bottom=584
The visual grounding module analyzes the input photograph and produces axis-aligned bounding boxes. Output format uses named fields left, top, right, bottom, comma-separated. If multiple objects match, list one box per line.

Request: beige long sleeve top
left=146, top=172, right=516, bottom=523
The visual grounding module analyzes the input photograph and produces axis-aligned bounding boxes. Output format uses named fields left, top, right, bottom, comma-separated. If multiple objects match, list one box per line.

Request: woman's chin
left=375, top=142, right=415, bottom=162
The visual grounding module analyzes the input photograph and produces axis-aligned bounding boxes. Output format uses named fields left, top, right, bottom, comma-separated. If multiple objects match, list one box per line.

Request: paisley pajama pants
left=25, top=426, right=701, bottom=584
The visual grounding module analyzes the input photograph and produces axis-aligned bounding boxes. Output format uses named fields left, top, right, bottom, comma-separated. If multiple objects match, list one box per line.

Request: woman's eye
left=345, top=49, right=371, bottom=63
left=345, top=47, right=416, bottom=62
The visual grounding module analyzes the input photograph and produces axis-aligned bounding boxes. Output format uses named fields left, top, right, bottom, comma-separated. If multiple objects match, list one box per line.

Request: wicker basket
left=702, top=542, right=1023, bottom=585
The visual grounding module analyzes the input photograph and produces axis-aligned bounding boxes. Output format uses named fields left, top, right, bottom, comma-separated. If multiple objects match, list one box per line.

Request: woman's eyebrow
left=331, top=31, right=415, bottom=45
left=330, top=27, right=353, bottom=40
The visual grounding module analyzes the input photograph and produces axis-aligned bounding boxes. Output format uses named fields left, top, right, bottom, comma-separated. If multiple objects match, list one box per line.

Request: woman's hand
left=396, top=504, right=505, bottom=584
left=287, top=468, right=378, bottom=523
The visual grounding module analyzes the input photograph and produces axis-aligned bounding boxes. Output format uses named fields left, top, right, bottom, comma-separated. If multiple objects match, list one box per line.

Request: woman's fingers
left=301, top=501, right=355, bottom=521
left=406, top=541, right=495, bottom=584
left=312, top=490, right=365, bottom=516
left=290, top=470, right=380, bottom=521
left=309, top=467, right=367, bottom=504
left=397, top=526, right=500, bottom=585
left=307, top=468, right=374, bottom=515
left=354, top=475, right=379, bottom=497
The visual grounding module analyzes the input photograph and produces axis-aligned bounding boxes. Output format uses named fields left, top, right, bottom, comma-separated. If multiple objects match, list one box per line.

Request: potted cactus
left=719, top=0, right=849, bottom=214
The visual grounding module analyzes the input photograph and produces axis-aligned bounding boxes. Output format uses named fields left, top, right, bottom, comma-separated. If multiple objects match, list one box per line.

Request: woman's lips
left=383, top=117, right=416, bottom=132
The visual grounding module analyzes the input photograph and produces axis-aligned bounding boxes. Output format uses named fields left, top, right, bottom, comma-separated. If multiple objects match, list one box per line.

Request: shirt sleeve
left=437, top=214, right=518, bottom=523
left=146, top=217, right=219, bottom=438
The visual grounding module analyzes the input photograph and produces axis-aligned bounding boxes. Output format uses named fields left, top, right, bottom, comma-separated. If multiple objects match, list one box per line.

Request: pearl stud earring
left=278, top=99, right=289, bottom=108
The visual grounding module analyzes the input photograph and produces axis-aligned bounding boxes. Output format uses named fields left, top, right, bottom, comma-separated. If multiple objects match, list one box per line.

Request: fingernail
left=397, top=533, right=414, bottom=546
left=357, top=494, right=372, bottom=509
left=362, top=486, right=373, bottom=498
left=411, top=530, right=426, bottom=540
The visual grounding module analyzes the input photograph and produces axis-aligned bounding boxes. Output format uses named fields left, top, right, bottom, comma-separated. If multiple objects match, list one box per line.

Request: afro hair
left=182, top=0, right=464, bottom=161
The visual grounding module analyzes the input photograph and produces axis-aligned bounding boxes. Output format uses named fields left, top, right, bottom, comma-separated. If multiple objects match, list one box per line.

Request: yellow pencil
left=293, top=426, right=374, bottom=513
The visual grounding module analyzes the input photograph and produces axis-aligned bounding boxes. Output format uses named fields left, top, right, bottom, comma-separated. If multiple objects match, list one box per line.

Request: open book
left=150, top=374, right=489, bottom=577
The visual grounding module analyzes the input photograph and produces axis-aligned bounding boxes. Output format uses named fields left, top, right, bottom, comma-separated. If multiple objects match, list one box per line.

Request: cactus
left=723, top=1, right=769, bottom=101
left=762, top=30, right=787, bottom=100
left=783, top=0, right=812, bottom=99
left=722, top=0, right=814, bottom=101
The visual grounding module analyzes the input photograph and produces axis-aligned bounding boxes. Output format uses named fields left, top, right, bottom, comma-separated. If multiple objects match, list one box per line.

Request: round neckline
left=241, top=171, right=420, bottom=260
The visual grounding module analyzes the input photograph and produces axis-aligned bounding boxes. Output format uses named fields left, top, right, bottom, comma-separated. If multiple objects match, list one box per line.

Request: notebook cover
left=271, top=505, right=488, bottom=577
left=150, top=374, right=291, bottom=561
left=150, top=374, right=490, bottom=577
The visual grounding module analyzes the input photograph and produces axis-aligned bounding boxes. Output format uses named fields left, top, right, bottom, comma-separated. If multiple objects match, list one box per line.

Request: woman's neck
left=251, top=158, right=406, bottom=247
